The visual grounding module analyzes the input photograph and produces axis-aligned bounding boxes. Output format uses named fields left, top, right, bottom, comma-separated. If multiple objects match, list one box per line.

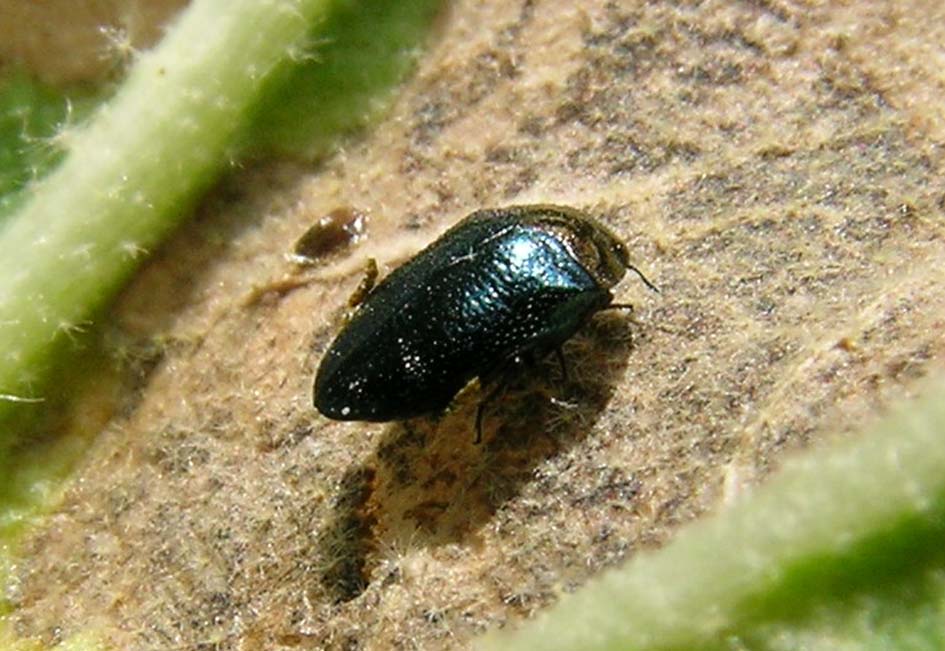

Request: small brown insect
left=244, top=207, right=369, bottom=306
left=293, top=207, right=367, bottom=263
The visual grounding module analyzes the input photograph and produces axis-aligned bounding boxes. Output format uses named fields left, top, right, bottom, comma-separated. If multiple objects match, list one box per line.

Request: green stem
left=480, top=378, right=945, bottom=651
left=0, top=0, right=332, bottom=440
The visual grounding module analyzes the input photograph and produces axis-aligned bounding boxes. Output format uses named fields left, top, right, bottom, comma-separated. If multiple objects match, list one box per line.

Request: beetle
left=313, top=204, right=656, bottom=442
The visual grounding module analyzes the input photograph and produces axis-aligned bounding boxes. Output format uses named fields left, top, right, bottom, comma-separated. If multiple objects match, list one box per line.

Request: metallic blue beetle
left=313, top=204, right=655, bottom=441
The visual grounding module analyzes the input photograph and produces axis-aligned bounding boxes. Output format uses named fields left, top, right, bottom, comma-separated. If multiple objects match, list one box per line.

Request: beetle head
left=510, top=204, right=658, bottom=292
left=579, top=221, right=632, bottom=289
left=556, top=209, right=659, bottom=293
left=582, top=223, right=659, bottom=293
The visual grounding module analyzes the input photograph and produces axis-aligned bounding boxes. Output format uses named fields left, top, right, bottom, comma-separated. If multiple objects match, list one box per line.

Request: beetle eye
left=614, top=241, right=630, bottom=268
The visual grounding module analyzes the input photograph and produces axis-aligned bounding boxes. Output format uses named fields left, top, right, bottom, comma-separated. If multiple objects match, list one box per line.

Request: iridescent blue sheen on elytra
left=314, top=205, right=635, bottom=422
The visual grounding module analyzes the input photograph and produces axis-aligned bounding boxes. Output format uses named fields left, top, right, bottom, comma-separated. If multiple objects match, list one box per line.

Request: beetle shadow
left=316, top=311, right=640, bottom=602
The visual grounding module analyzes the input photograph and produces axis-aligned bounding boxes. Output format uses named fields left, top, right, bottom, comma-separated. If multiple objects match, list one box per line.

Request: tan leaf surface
left=9, top=1, right=945, bottom=649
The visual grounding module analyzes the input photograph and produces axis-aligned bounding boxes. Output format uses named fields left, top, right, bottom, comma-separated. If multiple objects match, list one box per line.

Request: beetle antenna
left=627, top=263, right=659, bottom=293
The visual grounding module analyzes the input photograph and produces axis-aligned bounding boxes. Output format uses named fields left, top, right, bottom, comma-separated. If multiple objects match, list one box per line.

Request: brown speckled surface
left=8, top=1, right=945, bottom=649
left=0, top=0, right=187, bottom=84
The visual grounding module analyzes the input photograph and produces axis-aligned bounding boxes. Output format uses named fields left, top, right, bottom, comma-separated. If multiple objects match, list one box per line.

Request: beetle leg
left=474, top=402, right=486, bottom=444
left=602, top=302, right=646, bottom=331
left=474, top=383, right=505, bottom=444
left=605, top=302, right=635, bottom=312
left=347, top=258, right=379, bottom=309
left=554, top=347, right=569, bottom=382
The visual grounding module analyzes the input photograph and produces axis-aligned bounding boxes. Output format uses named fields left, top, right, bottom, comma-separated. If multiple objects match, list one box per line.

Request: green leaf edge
left=0, top=0, right=440, bottom=646
left=480, top=376, right=945, bottom=651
